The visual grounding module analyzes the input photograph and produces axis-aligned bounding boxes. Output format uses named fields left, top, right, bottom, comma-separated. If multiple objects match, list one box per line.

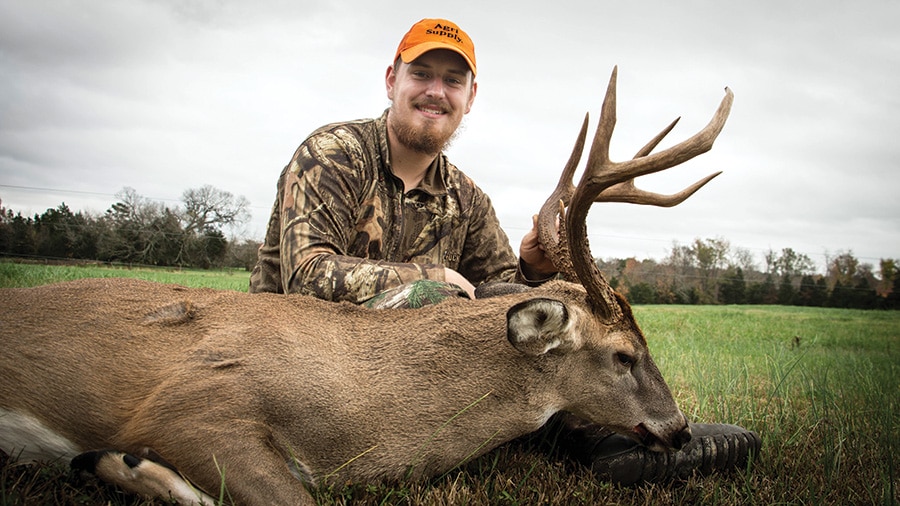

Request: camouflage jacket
left=249, top=110, right=536, bottom=303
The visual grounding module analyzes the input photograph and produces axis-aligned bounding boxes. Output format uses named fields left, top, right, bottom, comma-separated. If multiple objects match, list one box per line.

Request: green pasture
left=1, top=262, right=897, bottom=505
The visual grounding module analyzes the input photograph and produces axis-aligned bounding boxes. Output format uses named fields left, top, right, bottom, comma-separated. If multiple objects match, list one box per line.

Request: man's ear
left=385, top=65, right=397, bottom=101
left=465, top=80, right=477, bottom=114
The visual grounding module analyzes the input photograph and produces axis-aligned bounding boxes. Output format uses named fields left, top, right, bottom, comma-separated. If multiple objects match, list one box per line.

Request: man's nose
left=425, top=78, right=446, bottom=98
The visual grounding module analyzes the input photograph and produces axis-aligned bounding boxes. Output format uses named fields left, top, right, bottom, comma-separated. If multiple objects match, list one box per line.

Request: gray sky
left=2, top=0, right=898, bottom=273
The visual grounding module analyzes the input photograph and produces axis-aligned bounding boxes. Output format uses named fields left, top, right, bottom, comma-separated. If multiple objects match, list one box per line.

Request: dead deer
left=0, top=67, right=732, bottom=505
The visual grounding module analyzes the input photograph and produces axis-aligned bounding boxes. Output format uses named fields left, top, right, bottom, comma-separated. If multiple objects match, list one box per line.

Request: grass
left=0, top=260, right=249, bottom=292
left=1, top=261, right=898, bottom=505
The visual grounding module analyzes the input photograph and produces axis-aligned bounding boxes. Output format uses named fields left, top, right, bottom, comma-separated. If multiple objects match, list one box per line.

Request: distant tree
left=180, top=185, right=250, bottom=235
left=797, top=274, right=828, bottom=307
left=183, top=227, right=228, bottom=269
left=33, top=203, right=86, bottom=259
left=718, top=267, right=746, bottom=304
left=693, top=237, right=730, bottom=303
left=747, top=274, right=778, bottom=305
left=878, top=259, right=898, bottom=297
left=826, top=251, right=860, bottom=288
left=729, top=247, right=757, bottom=274
left=773, top=247, right=816, bottom=277
left=226, top=238, right=262, bottom=271
left=828, top=280, right=853, bottom=308
left=7, top=212, right=36, bottom=257
left=627, top=282, right=657, bottom=304
left=852, top=277, right=879, bottom=310
left=886, top=273, right=900, bottom=310
left=97, top=187, right=178, bottom=265
left=777, top=273, right=797, bottom=305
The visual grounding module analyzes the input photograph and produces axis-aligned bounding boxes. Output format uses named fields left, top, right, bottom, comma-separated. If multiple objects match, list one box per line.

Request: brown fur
left=0, top=277, right=686, bottom=505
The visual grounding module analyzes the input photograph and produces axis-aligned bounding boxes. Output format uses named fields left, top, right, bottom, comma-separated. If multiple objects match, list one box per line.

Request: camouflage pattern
left=250, top=110, right=534, bottom=304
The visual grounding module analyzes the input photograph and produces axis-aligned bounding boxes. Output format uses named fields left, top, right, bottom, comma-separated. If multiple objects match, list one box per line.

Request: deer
left=0, top=67, right=733, bottom=505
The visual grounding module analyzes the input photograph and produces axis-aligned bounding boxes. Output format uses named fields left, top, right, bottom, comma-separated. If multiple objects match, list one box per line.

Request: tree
left=180, top=185, right=250, bottom=235
left=747, top=274, right=778, bottom=305
left=97, top=187, right=182, bottom=265
left=773, top=247, right=815, bottom=277
left=226, top=238, right=263, bottom=271
left=693, top=237, right=730, bottom=303
left=826, top=251, right=860, bottom=288
left=627, top=282, right=657, bottom=304
left=33, top=203, right=83, bottom=259
left=718, top=267, right=746, bottom=304
left=777, top=273, right=797, bottom=305
left=886, top=272, right=900, bottom=310
left=828, top=280, right=853, bottom=308
left=878, top=259, right=898, bottom=297
left=797, top=274, right=828, bottom=307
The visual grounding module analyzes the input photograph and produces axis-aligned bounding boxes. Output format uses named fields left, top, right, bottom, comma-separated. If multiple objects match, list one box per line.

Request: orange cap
left=394, top=19, right=477, bottom=76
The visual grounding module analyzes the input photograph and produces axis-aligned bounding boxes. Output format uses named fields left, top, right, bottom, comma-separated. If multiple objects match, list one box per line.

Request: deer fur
left=0, top=276, right=686, bottom=505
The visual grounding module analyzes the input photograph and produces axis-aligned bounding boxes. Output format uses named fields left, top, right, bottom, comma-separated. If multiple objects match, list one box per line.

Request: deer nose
left=672, top=424, right=693, bottom=450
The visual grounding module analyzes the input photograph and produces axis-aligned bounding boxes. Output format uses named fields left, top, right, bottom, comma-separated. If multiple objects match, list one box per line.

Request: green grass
left=0, top=260, right=249, bottom=291
left=2, top=262, right=898, bottom=505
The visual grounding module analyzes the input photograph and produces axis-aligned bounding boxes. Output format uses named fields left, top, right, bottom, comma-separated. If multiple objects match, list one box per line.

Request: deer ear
left=506, top=298, right=574, bottom=356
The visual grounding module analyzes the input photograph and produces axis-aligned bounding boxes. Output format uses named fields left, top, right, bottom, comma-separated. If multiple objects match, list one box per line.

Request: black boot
left=588, top=423, right=761, bottom=486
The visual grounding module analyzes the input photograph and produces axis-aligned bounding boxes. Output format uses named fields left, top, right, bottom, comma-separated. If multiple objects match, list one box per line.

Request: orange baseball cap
left=394, top=18, right=477, bottom=76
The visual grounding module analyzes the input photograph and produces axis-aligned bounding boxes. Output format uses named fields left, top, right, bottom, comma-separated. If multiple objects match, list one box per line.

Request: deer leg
left=72, top=449, right=216, bottom=506
left=176, top=429, right=319, bottom=506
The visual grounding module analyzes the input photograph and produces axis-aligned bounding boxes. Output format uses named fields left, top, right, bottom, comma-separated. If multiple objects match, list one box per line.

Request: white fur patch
left=0, top=408, right=80, bottom=462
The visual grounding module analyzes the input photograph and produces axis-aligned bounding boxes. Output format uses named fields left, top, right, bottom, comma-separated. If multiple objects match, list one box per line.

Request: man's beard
left=389, top=110, right=461, bottom=155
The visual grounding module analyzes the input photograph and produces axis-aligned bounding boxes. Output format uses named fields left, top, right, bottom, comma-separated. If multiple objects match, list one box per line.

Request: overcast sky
left=2, top=0, right=898, bottom=273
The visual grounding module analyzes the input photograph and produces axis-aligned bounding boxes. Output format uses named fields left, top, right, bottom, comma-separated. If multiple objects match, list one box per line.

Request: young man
left=249, top=19, right=555, bottom=305
left=250, top=18, right=760, bottom=484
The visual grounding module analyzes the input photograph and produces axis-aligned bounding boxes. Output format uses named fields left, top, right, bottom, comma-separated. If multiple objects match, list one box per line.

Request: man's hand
left=444, top=268, right=477, bottom=299
left=519, top=214, right=557, bottom=278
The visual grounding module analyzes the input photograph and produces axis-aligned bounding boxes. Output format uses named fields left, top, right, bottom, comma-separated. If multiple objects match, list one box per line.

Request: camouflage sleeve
left=279, top=132, right=445, bottom=303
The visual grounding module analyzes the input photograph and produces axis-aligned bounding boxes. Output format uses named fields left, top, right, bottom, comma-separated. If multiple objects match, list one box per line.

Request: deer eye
left=616, top=352, right=635, bottom=367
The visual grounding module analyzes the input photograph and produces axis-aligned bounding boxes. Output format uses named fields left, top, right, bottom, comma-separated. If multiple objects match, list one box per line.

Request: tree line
left=2, top=192, right=898, bottom=309
left=0, top=187, right=260, bottom=270
left=598, top=238, right=900, bottom=310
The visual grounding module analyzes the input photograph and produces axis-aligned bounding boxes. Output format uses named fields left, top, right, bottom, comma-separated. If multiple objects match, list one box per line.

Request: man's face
left=385, top=49, right=477, bottom=155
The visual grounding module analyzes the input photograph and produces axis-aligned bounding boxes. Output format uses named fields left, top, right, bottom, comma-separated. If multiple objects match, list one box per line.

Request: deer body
left=0, top=276, right=683, bottom=504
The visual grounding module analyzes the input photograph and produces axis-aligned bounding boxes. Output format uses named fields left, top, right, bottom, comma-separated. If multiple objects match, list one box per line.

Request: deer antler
left=539, top=66, right=733, bottom=322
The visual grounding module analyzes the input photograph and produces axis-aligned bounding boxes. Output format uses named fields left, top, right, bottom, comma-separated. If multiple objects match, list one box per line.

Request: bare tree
left=180, top=185, right=250, bottom=235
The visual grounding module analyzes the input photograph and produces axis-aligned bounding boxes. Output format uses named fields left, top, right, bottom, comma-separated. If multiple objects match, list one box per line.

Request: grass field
left=1, top=261, right=897, bottom=505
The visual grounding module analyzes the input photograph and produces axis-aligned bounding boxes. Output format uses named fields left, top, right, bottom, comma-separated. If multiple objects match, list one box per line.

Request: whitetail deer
left=0, top=67, right=732, bottom=505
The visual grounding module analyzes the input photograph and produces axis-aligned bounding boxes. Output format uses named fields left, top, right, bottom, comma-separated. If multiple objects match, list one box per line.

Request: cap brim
left=399, top=41, right=477, bottom=76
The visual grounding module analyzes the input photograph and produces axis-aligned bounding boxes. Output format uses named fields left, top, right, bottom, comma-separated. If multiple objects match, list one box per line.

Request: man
left=250, top=18, right=760, bottom=484
left=250, top=19, right=555, bottom=305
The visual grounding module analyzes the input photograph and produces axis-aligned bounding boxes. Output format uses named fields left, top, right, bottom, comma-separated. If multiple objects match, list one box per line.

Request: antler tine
left=536, top=113, right=589, bottom=280
left=564, top=67, right=733, bottom=322
left=598, top=171, right=723, bottom=207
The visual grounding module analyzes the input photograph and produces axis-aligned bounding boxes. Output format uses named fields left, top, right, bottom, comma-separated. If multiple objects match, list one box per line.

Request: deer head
left=538, top=66, right=732, bottom=322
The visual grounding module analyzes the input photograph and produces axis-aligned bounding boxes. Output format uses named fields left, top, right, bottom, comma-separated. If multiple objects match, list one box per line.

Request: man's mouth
left=417, top=104, right=447, bottom=116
